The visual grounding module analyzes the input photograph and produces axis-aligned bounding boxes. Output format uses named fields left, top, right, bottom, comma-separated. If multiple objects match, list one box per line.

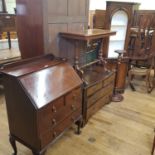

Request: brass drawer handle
left=72, top=94, right=77, bottom=100
left=71, top=104, right=77, bottom=111
left=52, top=118, right=56, bottom=125
left=52, top=106, right=57, bottom=113
left=71, top=117, right=75, bottom=121
left=53, top=131, right=57, bottom=138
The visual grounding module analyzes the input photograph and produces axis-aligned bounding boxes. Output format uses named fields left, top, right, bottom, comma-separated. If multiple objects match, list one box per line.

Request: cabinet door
left=45, top=0, right=89, bottom=58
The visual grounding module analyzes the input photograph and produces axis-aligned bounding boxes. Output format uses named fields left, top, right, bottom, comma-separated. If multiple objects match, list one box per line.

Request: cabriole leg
left=9, top=135, right=17, bottom=155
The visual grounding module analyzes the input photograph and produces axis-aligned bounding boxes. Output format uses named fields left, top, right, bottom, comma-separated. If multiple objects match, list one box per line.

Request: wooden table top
left=59, top=29, right=116, bottom=41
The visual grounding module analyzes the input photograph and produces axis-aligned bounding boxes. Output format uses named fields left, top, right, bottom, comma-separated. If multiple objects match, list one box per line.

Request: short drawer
left=86, top=82, right=102, bottom=97
left=40, top=108, right=81, bottom=148
left=65, top=87, right=82, bottom=106
left=103, top=73, right=115, bottom=87
left=39, top=87, right=82, bottom=133
left=87, top=84, right=113, bottom=108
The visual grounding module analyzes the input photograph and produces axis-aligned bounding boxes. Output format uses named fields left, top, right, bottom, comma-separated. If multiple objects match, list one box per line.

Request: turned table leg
left=9, top=135, right=17, bottom=155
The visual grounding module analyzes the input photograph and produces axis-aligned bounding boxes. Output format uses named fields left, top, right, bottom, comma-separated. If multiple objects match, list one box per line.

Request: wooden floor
left=0, top=48, right=21, bottom=64
left=0, top=84, right=155, bottom=155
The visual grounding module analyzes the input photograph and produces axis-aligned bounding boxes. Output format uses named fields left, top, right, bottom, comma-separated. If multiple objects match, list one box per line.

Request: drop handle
left=52, top=106, right=57, bottom=113
left=71, top=117, right=75, bottom=121
left=72, top=94, right=77, bottom=100
left=52, top=118, right=56, bottom=125
left=53, top=131, right=57, bottom=138
left=71, top=104, right=76, bottom=111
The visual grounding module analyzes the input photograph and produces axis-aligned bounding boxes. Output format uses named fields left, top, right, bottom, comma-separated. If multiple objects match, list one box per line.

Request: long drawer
left=103, top=73, right=115, bottom=87
left=86, top=72, right=115, bottom=97
left=38, top=87, right=82, bottom=134
left=87, top=94, right=111, bottom=120
left=87, top=84, right=113, bottom=108
left=86, top=82, right=102, bottom=97
left=40, top=108, right=81, bottom=148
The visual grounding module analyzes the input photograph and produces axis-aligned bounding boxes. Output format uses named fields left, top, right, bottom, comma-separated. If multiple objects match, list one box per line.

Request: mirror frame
left=0, top=0, right=7, bottom=13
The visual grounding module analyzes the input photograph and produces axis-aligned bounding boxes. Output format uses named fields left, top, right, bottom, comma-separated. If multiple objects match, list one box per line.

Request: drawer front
left=39, top=87, right=82, bottom=133
left=87, top=94, right=111, bottom=120
left=87, top=82, right=102, bottom=97
left=40, top=108, right=81, bottom=148
left=103, top=73, right=115, bottom=87
left=87, top=84, right=113, bottom=108
left=65, top=87, right=82, bottom=107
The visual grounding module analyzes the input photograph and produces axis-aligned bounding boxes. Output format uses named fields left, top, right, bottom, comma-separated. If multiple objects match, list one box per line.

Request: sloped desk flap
left=1, top=55, right=82, bottom=109
left=19, top=62, right=82, bottom=109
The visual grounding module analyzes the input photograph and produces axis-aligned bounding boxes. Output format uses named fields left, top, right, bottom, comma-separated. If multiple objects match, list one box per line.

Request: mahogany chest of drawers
left=1, top=54, right=83, bottom=155
left=83, top=65, right=115, bottom=124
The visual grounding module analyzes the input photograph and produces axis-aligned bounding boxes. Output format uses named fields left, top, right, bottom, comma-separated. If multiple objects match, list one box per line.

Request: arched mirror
left=108, top=10, right=128, bottom=58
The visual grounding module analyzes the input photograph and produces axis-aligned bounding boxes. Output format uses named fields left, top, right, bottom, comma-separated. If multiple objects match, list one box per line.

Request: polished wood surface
left=1, top=54, right=83, bottom=155
left=60, top=29, right=116, bottom=40
left=106, top=56, right=129, bottom=93
left=0, top=88, right=155, bottom=155
left=60, top=29, right=116, bottom=67
left=20, top=63, right=82, bottom=108
left=16, top=0, right=44, bottom=58
left=82, top=65, right=115, bottom=124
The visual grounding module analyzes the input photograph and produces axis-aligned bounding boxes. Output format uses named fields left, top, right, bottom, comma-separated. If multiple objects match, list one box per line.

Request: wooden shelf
left=80, top=59, right=100, bottom=69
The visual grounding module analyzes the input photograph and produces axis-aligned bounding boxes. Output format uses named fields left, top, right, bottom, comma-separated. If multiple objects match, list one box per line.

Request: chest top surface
left=59, top=29, right=116, bottom=41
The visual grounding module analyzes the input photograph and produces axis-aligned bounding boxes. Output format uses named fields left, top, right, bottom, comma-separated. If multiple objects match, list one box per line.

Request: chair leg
left=128, top=71, right=136, bottom=91
left=152, top=134, right=155, bottom=155
left=146, top=73, right=152, bottom=93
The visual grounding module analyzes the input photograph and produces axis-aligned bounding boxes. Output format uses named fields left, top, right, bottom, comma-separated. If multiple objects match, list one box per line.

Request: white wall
left=89, top=0, right=155, bottom=10
left=5, top=0, right=16, bottom=14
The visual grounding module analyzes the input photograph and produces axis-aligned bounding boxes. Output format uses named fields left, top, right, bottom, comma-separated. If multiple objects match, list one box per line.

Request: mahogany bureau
left=1, top=54, right=83, bottom=155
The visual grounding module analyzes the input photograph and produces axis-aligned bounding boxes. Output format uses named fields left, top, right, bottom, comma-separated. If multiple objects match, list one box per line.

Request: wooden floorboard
left=0, top=85, right=155, bottom=155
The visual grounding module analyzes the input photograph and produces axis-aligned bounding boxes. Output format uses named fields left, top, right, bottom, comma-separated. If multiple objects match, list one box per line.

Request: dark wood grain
left=15, top=0, right=89, bottom=59
left=1, top=55, right=83, bottom=154
left=60, top=29, right=116, bottom=41
left=16, top=0, right=44, bottom=58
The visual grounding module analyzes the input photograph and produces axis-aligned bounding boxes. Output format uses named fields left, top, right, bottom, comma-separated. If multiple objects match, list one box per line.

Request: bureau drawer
left=87, top=94, right=111, bottom=120
left=65, top=87, right=82, bottom=105
left=39, top=87, right=82, bottom=133
left=87, top=84, right=113, bottom=108
left=86, top=82, right=102, bottom=97
left=103, top=73, right=115, bottom=87
left=40, top=108, right=81, bottom=148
